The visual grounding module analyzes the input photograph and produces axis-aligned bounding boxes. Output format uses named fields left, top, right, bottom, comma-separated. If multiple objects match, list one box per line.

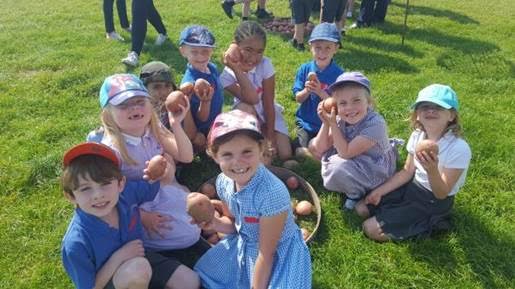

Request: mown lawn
left=0, top=0, right=513, bottom=288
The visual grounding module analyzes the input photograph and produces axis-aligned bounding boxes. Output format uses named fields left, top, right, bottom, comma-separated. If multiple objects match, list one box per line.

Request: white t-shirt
left=407, top=129, right=472, bottom=196
left=220, top=56, right=288, bottom=135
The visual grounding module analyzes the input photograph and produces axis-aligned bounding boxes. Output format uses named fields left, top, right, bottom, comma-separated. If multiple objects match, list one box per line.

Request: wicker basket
left=198, top=165, right=321, bottom=243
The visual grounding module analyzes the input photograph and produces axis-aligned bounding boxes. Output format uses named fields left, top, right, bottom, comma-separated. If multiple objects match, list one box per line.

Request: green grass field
left=1, top=0, right=514, bottom=288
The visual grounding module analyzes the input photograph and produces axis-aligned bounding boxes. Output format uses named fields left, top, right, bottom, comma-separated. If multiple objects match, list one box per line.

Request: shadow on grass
left=405, top=207, right=514, bottom=288
left=346, top=34, right=424, bottom=58
left=335, top=47, right=419, bottom=73
left=390, top=1, right=480, bottom=25
left=376, top=22, right=499, bottom=54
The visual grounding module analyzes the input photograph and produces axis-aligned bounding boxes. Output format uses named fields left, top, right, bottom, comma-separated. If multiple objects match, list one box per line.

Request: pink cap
left=208, top=110, right=262, bottom=146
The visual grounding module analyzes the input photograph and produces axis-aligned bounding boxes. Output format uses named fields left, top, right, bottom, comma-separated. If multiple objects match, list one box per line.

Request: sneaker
left=122, top=51, right=139, bottom=67
left=106, top=31, right=124, bottom=41
left=344, top=198, right=358, bottom=210
left=346, top=11, right=353, bottom=18
left=123, top=25, right=132, bottom=33
left=256, top=8, right=273, bottom=19
left=221, top=1, right=234, bottom=19
left=155, top=34, right=168, bottom=46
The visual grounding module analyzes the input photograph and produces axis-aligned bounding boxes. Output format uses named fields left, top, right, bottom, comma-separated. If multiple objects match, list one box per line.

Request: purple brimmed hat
left=328, top=71, right=371, bottom=93
left=99, top=74, right=150, bottom=108
left=208, top=110, right=263, bottom=146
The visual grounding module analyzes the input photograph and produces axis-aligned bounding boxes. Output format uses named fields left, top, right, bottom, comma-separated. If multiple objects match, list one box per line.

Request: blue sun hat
left=412, top=84, right=459, bottom=111
left=99, top=74, right=150, bottom=108
left=179, top=25, right=216, bottom=48
left=309, top=22, right=340, bottom=43
left=328, top=71, right=371, bottom=93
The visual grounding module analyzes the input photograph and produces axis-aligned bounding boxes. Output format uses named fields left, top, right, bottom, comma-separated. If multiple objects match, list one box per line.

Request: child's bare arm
left=309, top=103, right=333, bottom=155
left=252, top=212, right=287, bottom=289
left=261, top=75, right=276, bottom=142
left=196, top=86, right=214, bottom=122
left=93, top=239, right=145, bottom=289
left=193, top=200, right=236, bottom=234
left=416, top=150, right=464, bottom=199
left=366, top=154, right=416, bottom=205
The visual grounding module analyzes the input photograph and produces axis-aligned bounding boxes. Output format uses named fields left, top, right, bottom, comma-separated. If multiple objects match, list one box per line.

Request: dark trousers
left=357, top=0, right=390, bottom=26
left=131, top=0, right=167, bottom=54
left=103, top=0, right=130, bottom=33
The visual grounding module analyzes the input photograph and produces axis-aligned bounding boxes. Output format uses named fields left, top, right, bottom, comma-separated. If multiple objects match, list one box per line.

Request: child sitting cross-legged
left=309, top=72, right=397, bottom=210
left=61, top=142, right=180, bottom=289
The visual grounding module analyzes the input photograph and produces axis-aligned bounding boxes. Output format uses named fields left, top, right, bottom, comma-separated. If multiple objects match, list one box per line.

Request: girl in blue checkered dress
left=194, top=110, right=312, bottom=289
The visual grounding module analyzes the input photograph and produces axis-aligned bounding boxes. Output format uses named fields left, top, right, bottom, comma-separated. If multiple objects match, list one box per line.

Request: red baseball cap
left=63, top=142, right=120, bottom=168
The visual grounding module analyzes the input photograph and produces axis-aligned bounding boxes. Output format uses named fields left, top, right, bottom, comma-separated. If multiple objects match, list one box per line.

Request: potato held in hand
left=194, top=78, right=211, bottom=97
left=187, top=193, right=215, bottom=223
left=415, top=139, right=439, bottom=155
left=146, top=155, right=167, bottom=180
left=307, top=72, right=318, bottom=82
left=323, top=97, right=338, bottom=114
left=165, top=91, right=188, bottom=114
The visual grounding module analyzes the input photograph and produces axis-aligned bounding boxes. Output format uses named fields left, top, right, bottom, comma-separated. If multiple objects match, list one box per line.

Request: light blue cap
left=99, top=74, right=150, bottom=108
left=412, top=84, right=459, bottom=111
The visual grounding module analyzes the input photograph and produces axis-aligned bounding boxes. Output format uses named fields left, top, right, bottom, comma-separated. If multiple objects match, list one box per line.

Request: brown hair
left=207, top=130, right=264, bottom=158
left=61, top=155, right=123, bottom=197
left=409, top=109, right=463, bottom=137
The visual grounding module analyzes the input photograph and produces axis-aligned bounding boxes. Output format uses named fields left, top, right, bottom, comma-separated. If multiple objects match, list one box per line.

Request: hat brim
left=108, top=90, right=150, bottom=106
left=63, top=142, right=120, bottom=168
left=309, top=37, right=340, bottom=43
left=411, top=99, right=453, bottom=110
left=328, top=80, right=370, bottom=93
left=179, top=41, right=215, bottom=48
left=208, top=129, right=263, bottom=146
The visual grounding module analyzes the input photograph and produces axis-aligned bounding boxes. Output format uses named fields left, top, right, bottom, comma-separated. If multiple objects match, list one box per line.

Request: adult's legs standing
left=131, top=0, right=148, bottom=55
left=372, top=0, right=389, bottom=23
left=103, top=0, right=116, bottom=33
left=146, top=0, right=167, bottom=35
left=357, top=0, right=375, bottom=26
left=116, top=0, right=130, bottom=29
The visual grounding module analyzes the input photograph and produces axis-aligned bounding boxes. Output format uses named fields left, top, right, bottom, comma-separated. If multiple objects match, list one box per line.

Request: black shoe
left=242, top=16, right=249, bottom=21
left=289, top=39, right=305, bottom=51
left=256, top=8, right=273, bottom=19
left=221, top=1, right=234, bottom=19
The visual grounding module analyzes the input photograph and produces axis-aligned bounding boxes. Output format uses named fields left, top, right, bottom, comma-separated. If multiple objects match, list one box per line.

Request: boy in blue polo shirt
left=178, top=25, right=224, bottom=151
left=292, top=23, right=344, bottom=157
left=60, top=142, right=200, bottom=289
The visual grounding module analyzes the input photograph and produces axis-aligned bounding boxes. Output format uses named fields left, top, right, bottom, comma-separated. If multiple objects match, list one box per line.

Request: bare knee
left=113, top=257, right=152, bottom=289
left=355, top=200, right=370, bottom=218
left=165, top=265, right=200, bottom=289
left=275, top=133, right=292, bottom=160
left=363, top=217, right=389, bottom=242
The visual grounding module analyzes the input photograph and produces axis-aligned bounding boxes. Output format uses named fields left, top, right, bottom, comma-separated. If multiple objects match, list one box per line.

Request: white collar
left=121, top=128, right=150, bottom=146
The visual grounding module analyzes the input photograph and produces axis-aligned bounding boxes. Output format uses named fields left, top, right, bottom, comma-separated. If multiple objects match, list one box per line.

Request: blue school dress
left=194, top=165, right=312, bottom=289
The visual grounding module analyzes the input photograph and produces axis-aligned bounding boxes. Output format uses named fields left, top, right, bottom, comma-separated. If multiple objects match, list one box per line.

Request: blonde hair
left=331, top=83, right=376, bottom=109
left=409, top=109, right=463, bottom=137
left=101, top=105, right=168, bottom=165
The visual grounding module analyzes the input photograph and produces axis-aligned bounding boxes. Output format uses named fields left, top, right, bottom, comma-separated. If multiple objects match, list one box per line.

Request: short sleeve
left=215, top=173, right=231, bottom=203
left=292, top=64, right=307, bottom=96
left=406, top=130, right=423, bottom=155
left=220, top=67, right=237, bottom=88
left=181, top=67, right=195, bottom=85
left=255, top=173, right=290, bottom=217
left=261, top=57, right=275, bottom=80
left=123, top=180, right=160, bottom=205
left=62, top=241, right=96, bottom=289
left=359, top=114, right=387, bottom=145
left=442, top=139, right=471, bottom=170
